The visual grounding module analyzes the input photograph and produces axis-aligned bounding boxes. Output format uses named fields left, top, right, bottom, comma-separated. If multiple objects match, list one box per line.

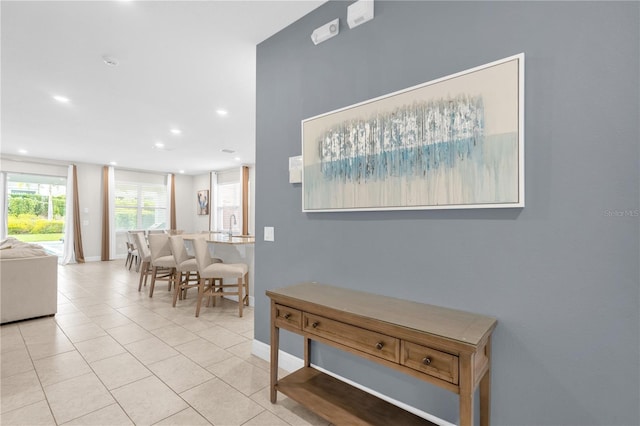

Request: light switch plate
left=264, top=226, right=275, bottom=242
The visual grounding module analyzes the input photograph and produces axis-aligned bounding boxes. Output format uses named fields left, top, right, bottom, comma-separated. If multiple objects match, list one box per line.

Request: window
left=211, top=167, right=250, bottom=235
left=215, top=171, right=241, bottom=234
left=112, top=170, right=167, bottom=257
left=114, top=182, right=167, bottom=231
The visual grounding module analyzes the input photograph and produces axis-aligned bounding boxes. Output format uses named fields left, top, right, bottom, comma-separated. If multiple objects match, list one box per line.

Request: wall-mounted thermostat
left=289, top=156, right=302, bottom=183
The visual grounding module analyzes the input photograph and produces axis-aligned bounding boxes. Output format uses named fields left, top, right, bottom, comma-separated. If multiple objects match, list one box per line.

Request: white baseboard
left=251, top=339, right=455, bottom=426
left=252, top=339, right=305, bottom=373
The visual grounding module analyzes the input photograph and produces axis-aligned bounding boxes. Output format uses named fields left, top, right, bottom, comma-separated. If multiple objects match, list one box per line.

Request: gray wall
left=255, top=2, right=639, bottom=425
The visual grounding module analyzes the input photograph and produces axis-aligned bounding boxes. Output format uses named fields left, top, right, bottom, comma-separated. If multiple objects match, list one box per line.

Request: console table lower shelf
left=277, top=366, right=436, bottom=426
left=267, top=283, right=497, bottom=426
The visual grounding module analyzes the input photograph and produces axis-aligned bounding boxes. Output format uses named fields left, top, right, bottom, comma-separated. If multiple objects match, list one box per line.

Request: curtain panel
left=61, top=165, right=86, bottom=264
left=101, top=166, right=110, bottom=261
left=169, top=173, right=176, bottom=230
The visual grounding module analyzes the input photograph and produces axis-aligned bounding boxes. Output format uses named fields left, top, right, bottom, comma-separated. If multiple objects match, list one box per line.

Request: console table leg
left=459, top=353, right=474, bottom=426
left=479, top=370, right=490, bottom=426
left=459, top=393, right=474, bottom=426
left=304, top=337, right=311, bottom=367
left=480, top=336, right=492, bottom=426
left=270, top=301, right=279, bottom=403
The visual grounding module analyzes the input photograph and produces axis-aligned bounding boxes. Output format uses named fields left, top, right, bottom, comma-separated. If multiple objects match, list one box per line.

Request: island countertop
left=182, top=232, right=255, bottom=245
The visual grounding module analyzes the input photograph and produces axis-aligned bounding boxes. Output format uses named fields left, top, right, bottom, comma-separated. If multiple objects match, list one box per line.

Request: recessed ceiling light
left=170, top=128, right=181, bottom=135
left=234, top=157, right=241, bottom=161
left=216, top=109, right=228, bottom=116
left=109, top=161, right=117, bottom=166
left=221, top=149, right=235, bottom=154
left=18, top=149, right=28, bottom=155
left=155, top=142, right=165, bottom=148
left=53, top=95, right=70, bottom=103
left=179, top=170, right=185, bottom=174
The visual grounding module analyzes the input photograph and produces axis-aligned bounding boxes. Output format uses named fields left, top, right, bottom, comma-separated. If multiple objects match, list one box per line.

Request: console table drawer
left=401, top=341, right=459, bottom=384
left=303, top=313, right=399, bottom=363
left=274, top=304, right=302, bottom=330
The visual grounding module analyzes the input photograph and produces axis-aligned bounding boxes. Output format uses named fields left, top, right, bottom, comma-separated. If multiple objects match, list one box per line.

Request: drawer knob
left=422, top=357, right=432, bottom=366
left=283, top=313, right=291, bottom=319
left=375, top=342, right=384, bottom=350
left=312, top=321, right=319, bottom=328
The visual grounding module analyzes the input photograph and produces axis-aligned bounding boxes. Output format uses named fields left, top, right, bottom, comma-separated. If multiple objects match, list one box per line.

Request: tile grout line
left=17, top=320, right=61, bottom=425
left=61, top=281, right=242, bottom=425
left=5, top=262, right=294, bottom=426
left=44, top=285, right=192, bottom=424
left=50, top=320, right=134, bottom=425
left=60, top=302, right=188, bottom=426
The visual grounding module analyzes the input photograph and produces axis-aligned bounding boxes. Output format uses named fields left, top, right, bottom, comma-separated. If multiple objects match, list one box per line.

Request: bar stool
left=148, top=233, right=176, bottom=298
left=192, top=237, right=249, bottom=318
left=168, top=235, right=200, bottom=307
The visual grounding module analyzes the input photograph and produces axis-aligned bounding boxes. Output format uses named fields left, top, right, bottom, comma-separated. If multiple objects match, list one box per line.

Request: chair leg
left=172, top=272, right=182, bottom=307
left=149, top=266, right=157, bottom=297
left=179, top=272, right=185, bottom=300
left=244, top=272, right=249, bottom=306
left=195, top=278, right=205, bottom=317
left=238, top=277, right=243, bottom=318
left=143, top=264, right=150, bottom=288
left=210, top=278, right=218, bottom=307
left=138, top=261, right=148, bottom=292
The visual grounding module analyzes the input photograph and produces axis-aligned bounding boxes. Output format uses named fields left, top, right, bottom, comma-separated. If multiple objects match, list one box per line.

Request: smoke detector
left=102, top=55, right=119, bottom=66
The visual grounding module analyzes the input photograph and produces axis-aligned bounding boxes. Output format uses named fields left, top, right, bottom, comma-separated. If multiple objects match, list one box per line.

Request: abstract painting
left=302, top=53, right=524, bottom=212
left=197, top=190, right=209, bottom=215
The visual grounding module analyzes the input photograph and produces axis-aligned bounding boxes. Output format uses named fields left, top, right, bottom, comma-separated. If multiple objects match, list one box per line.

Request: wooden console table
left=267, top=283, right=497, bottom=426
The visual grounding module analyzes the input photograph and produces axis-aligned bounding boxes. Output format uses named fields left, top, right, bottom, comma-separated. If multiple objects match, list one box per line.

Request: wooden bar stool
left=192, top=237, right=249, bottom=318
left=169, top=235, right=200, bottom=307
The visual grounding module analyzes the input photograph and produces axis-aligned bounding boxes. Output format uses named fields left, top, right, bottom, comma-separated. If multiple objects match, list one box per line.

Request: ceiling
left=1, top=0, right=325, bottom=175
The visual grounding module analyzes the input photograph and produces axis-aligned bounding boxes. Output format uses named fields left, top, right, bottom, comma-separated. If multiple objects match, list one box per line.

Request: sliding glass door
left=5, top=173, right=67, bottom=256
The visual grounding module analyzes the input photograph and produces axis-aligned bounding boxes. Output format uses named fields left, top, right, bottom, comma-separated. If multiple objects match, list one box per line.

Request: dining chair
left=125, top=232, right=138, bottom=270
left=128, top=230, right=143, bottom=271
left=192, top=237, right=249, bottom=318
left=147, top=233, right=176, bottom=298
left=168, top=235, right=200, bottom=307
left=134, top=231, right=152, bottom=292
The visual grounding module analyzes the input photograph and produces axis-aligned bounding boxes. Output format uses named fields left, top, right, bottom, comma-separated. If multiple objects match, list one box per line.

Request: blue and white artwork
left=302, top=54, right=524, bottom=211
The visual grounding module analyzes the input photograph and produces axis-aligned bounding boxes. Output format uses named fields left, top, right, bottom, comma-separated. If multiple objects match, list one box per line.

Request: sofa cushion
left=0, top=238, right=48, bottom=259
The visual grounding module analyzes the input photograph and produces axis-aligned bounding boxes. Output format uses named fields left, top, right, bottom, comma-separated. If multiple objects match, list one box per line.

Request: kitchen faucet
left=228, top=214, right=237, bottom=237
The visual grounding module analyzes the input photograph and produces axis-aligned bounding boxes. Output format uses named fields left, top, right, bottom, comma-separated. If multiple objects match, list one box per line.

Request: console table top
left=267, top=282, right=497, bottom=346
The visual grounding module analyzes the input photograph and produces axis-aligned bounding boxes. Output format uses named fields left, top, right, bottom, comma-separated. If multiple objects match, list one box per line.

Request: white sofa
left=1, top=238, right=58, bottom=324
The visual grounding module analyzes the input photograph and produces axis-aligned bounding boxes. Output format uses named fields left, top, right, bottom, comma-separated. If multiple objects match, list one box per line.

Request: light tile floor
left=1, top=261, right=330, bottom=426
